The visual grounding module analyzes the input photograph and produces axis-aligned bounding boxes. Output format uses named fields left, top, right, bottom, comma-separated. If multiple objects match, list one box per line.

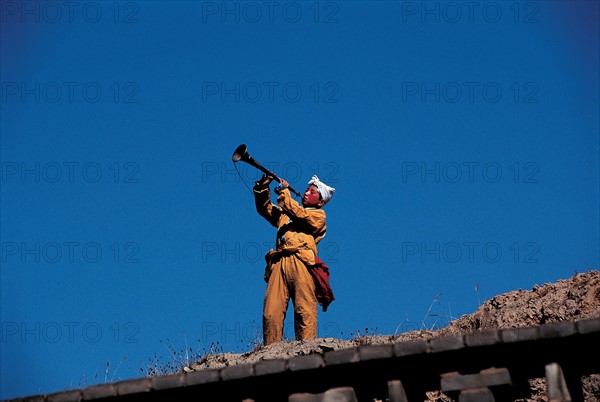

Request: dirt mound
left=439, top=269, right=600, bottom=335
left=183, top=270, right=600, bottom=400
left=187, top=270, right=599, bottom=370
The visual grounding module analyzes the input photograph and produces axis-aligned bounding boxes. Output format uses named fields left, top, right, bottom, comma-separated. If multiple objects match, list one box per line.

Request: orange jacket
left=254, top=186, right=326, bottom=268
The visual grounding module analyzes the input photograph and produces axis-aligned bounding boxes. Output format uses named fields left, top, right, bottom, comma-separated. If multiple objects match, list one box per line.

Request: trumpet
left=232, top=144, right=301, bottom=197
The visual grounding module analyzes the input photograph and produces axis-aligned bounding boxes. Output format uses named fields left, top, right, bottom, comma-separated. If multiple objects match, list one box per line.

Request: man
left=253, top=173, right=335, bottom=345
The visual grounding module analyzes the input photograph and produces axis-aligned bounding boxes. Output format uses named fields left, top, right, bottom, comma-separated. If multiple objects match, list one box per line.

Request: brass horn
left=232, top=144, right=301, bottom=197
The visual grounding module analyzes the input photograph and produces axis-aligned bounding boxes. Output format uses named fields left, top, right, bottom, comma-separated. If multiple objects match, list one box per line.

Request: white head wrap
left=308, top=175, right=335, bottom=205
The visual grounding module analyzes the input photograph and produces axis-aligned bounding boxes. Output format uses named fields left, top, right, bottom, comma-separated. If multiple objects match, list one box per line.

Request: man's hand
left=255, top=173, right=275, bottom=189
left=274, top=178, right=289, bottom=194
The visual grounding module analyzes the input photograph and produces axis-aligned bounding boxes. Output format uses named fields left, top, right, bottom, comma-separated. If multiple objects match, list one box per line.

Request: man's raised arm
left=253, top=174, right=281, bottom=228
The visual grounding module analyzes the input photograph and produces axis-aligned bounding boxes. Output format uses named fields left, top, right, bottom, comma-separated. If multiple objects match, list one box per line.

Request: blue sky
left=1, top=0, right=598, bottom=399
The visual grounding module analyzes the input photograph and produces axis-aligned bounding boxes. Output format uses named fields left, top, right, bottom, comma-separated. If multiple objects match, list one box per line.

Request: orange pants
left=263, top=253, right=317, bottom=345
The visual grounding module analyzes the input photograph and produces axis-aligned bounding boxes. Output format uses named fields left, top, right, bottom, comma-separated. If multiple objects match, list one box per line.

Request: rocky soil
left=183, top=270, right=600, bottom=401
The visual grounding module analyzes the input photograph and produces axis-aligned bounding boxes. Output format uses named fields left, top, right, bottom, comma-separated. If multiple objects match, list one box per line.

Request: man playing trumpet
left=253, top=173, right=335, bottom=345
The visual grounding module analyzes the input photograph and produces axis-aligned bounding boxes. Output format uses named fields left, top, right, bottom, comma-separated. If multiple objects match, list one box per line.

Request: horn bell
left=232, top=144, right=248, bottom=162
